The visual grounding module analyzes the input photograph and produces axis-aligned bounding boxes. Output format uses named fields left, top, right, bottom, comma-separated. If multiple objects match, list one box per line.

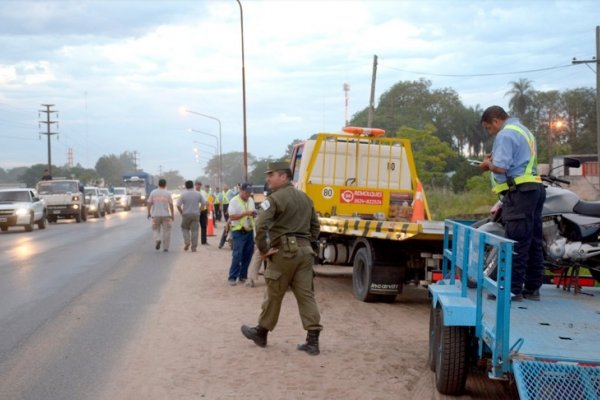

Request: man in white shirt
left=147, top=178, right=174, bottom=252
left=226, top=183, right=256, bottom=285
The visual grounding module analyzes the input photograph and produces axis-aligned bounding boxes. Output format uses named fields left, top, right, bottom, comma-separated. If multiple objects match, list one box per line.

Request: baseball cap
left=240, top=182, right=253, bottom=193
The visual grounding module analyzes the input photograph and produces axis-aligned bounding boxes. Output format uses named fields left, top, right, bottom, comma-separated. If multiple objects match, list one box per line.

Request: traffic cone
left=207, top=203, right=216, bottom=236
left=411, top=179, right=425, bottom=223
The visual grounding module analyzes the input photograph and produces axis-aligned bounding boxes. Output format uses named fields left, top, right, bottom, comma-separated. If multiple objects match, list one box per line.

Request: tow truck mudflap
left=369, top=266, right=403, bottom=295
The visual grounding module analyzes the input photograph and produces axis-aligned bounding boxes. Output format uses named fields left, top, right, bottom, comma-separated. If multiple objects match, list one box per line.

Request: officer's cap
left=265, top=161, right=291, bottom=174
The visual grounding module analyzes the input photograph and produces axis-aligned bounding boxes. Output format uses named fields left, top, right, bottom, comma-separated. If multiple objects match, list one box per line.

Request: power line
left=380, top=63, right=575, bottom=78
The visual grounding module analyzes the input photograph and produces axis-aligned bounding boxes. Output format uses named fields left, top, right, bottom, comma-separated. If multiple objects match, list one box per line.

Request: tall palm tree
left=505, top=78, right=535, bottom=118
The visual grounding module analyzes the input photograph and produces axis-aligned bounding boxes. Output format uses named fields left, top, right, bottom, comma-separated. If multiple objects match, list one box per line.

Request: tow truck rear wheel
left=352, top=248, right=378, bottom=302
left=435, top=309, right=469, bottom=395
left=75, top=210, right=82, bottom=223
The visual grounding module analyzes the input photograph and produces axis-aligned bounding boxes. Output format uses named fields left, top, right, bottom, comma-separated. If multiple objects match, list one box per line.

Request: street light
left=188, top=128, right=220, bottom=186
left=236, top=0, right=248, bottom=182
left=181, top=108, right=223, bottom=189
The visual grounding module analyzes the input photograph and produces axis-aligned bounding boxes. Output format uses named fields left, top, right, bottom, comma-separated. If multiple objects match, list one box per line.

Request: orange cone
left=207, top=203, right=216, bottom=236
left=411, top=179, right=425, bottom=223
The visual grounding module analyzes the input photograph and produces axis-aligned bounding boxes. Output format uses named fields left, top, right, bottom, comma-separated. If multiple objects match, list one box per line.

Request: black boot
left=297, top=330, right=320, bottom=355
left=241, top=325, right=268, bottom=348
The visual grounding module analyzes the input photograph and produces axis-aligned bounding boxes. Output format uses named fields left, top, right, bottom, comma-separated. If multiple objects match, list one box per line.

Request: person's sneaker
left=228, top=280, right=237, bottom=286
left=163, top=249, right=168, bottom=252
left=512, top=293, right=523, bottom=302
left=155, top=240, right=161, bottom=250
left=523, top=289, right=540, bottom=301
left=191, top=248, right=197, bottom=252
left=239, top=279, right=247, bottom=284
left=487, top=292, right=523, bottom=302
left=184, top=244, right=190, bottom=251
left=245, top=280, right=255, bottom=288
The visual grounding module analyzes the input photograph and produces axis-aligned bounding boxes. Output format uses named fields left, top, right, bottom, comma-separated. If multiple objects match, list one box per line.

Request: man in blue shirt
left=479, top=106, right=546, bottom=301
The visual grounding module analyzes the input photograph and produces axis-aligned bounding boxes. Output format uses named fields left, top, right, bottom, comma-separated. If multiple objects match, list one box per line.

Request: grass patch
left=424, top=187, right=497, bottom=221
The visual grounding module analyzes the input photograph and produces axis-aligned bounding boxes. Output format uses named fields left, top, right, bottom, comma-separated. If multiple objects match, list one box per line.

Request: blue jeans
left=228, top=230, right=254, bottom=281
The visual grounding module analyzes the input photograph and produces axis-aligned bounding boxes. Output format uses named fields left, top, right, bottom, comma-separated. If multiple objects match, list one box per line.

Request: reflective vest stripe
left=230, top=196, right=254, bottom=231
left=493, top=124, right=542, bottom=194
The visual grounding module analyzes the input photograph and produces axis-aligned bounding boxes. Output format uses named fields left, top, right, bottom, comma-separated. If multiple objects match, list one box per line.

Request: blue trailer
left=122, top=172, right=156, bottom=206
left=428, top=220, right=600, bottom=399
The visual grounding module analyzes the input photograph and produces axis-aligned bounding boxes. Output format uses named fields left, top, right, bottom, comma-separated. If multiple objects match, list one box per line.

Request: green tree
left=396, top=123, right=455, bottom=187
left=160, top=170, right=184, bottom=190
left=351, top=79, right=471, bottom=152
left=204, top=151, right=256, bottom=187
left=248, top=157, right=278, bottom=185
left=505, top=78, right=535, bottom=119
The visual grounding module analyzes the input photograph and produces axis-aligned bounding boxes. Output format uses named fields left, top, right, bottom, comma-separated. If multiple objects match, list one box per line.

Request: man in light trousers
left=147, top=178, right=174, bottom=252
left=177, top=180, right=205, bottom=252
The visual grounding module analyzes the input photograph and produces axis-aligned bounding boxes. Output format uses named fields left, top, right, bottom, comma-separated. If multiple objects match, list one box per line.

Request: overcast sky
left=1, top=0, right=598, bottom=181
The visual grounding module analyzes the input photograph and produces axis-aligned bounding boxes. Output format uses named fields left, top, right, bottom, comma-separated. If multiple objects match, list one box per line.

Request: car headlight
left=141, top=195, right=146, bottom=200
left=73, top=195, right=80, bottom=202
left=15, top=208, right=29, bottom=216
left=104, top=199, right=110, bottom=203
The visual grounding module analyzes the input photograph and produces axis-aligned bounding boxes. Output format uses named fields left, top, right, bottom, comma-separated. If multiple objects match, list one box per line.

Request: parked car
left=84, top=187, right=105, bottom=218
left=0, top=188, right=47, bottom=232
left=112, top=186, right=131, bottom=211
left=98, top=188, right=115, bottom=214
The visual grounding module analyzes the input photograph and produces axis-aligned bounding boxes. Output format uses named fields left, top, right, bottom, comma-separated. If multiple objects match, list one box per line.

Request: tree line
left=2, top=78, right=595, bottom=193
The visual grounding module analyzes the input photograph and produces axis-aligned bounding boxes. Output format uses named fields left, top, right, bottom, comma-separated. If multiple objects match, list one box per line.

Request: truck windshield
left=125, top=181, right=145, bottom=188
left=0, top=191, right=30, bottom=202
left=37, top=181, right=78, bottom=194
left=84, top=189, right=96, bottom=196
left=114, top=188, right=126, bottom=195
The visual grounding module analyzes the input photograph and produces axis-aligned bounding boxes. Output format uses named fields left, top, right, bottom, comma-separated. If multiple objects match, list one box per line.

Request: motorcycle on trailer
left=469, top=157, right=600, bottom=288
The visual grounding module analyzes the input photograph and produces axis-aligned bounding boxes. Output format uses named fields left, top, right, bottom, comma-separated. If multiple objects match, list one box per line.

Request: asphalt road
left=0, top=207, right=171, bottom=400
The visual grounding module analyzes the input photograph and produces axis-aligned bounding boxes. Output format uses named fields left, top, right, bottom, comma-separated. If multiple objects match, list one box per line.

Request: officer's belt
left=272, top=236, right=312, bottom=248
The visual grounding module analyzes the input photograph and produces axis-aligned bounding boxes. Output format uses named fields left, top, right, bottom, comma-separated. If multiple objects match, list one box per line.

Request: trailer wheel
left=435, top=310, right=469, bottom=395
left=352, top=248, right=378, bottom=302
left=428, top=304, right=441, bottom=372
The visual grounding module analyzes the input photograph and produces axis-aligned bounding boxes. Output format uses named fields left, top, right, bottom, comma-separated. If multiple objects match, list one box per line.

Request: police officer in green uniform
left=241, top=161, right=323, bottom=355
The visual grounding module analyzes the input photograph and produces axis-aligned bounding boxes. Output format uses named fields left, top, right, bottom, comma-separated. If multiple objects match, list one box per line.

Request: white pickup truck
left=0, top=188, right=47, bottom=232
left=36, top=179, right=87, bottom=223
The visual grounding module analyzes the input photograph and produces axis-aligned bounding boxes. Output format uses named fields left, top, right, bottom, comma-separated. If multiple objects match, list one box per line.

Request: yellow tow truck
left=290, top=127, right=445, bottom=302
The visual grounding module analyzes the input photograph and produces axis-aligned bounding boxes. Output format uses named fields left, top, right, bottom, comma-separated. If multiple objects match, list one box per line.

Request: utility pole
left=132, top=151, right=139, bottom=171
left=572, top=25, right=600, bottom=191
left=39, top=104, right=59, bottom=175
left=158, top=165, right=163, bottom=176
left=367, top=54, right=378, bottom=128
left=67, top=147, right=74, bottom=169
left=343, top=82, right=350, bottom=127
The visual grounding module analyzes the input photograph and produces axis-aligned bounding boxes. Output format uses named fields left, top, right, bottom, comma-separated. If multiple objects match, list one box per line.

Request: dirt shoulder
left=99, top=228, right=516, bottom=400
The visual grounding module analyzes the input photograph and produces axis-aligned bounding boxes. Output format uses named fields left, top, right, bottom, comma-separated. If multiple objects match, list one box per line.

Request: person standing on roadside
left=227, top=183, right=256, bottom=286
left=221, top=184, right=230, bottom=221
left=177, top=180, right=205, bottom=252
left=195, top=181, right=209, bottom=245
left=214, top=187, right=222, bottom=222
left=147, top=178, right=174, bottom=252
left=241, top=162, right=323, bottom=355
left=479, top=105, right=546, bottom=301
left=41, top=169, right=52, bottom=181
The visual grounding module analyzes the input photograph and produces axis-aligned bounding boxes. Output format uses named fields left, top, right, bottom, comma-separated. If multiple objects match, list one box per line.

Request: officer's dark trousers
left=501, top=184, right=546, bottom=294
left=199, top=210, right=208, bottom=244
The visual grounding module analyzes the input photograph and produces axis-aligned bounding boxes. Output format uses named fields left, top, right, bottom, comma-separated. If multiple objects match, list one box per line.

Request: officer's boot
left=241, top=325, right=268, bottom=348
left=297, top=330, right=320, bottom=355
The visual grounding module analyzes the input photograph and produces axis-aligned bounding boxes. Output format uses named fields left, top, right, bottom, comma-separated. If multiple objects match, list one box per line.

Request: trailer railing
left=437, top=220, right=515, bottom=379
